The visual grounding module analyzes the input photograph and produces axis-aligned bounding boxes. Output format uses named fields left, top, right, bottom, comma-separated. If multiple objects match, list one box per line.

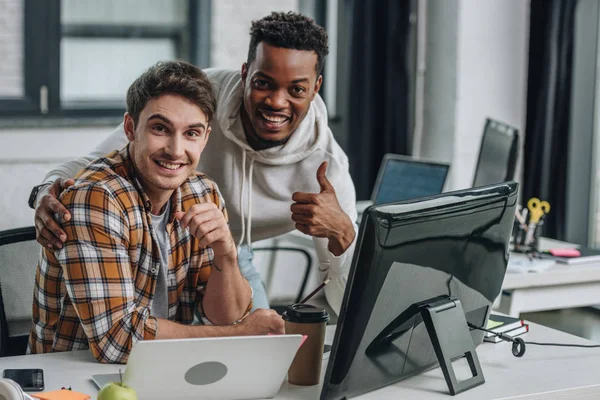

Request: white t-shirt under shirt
left=150, top=201, right=170, bottom=320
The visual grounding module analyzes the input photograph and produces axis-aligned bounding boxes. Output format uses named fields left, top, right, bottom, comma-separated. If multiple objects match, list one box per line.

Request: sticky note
left=548, top=248, right=580, bottom=257
left=31, top=389, right=90, bottom=400
left=486, top=320, right=503, bottom=330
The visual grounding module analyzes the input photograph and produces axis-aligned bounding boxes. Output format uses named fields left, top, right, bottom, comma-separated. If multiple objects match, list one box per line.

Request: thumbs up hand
left=291, top=161, right=356, bottom=256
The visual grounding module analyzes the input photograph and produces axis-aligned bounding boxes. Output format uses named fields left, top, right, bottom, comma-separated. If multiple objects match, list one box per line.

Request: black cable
left=468, top=322, right=600, bottom=357
left=525, top=341, right=600, bottom=349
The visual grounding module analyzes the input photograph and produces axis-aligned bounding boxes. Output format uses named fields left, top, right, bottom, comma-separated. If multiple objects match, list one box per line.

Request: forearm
left=43, top=156, right=95, bottom=184
left=202, top=254, right=252, bottom=324
left=315, top=230, right=358, bottom=316
left=327, top=214, right=357, bottom=256
left=155, top=318, right=240, bottom=339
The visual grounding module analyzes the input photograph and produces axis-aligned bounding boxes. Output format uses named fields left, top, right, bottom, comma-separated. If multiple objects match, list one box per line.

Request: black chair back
left=0, top=226, right=38, bottom=357
left=473, top=118, right=519, bottom=187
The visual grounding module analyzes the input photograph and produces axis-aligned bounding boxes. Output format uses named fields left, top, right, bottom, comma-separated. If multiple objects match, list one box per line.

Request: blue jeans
left=238, top=245, right=270, bottom=310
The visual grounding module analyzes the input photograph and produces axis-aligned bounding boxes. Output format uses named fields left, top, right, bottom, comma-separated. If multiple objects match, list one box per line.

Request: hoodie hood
left=215, top=71, right=330, bottom=166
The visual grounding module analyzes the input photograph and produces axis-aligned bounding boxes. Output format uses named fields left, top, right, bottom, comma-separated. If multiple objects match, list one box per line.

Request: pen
left=299, top=278, right=331, bottom=304
left=514, top=210, right=528, bottom=231
left=525, top=220, right=537, bottom=246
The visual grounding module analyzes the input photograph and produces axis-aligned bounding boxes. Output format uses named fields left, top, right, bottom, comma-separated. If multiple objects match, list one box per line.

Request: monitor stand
left=421, top=297, right=485, bottom=395
left=366, top=296, right=485, bottom=396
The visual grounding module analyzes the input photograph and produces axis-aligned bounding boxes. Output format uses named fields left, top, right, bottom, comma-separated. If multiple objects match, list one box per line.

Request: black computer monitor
left=321, top=182, right=518, bottom=400
left=472, top=119, right=519, bottom=187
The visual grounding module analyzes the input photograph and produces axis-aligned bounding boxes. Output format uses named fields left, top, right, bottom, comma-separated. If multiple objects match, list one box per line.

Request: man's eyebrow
left=254, top=72, right=311, bottom=84
left=147, top=114, right=173, bottom=125
left=147, top=113, right=206, bottom=130
left=187, top=122, right=206, bottom=130
left=291, top=77, right=310, bottom=84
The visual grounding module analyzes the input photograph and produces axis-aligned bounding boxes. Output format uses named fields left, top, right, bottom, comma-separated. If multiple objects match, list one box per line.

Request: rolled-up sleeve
left=57, top=183, right=157, bottom=364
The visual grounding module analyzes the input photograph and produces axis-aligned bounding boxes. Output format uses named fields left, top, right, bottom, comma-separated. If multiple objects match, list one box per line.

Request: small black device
left=3, top=368, right=45, bottom=392
left=28, top=182, right=52, bottom=209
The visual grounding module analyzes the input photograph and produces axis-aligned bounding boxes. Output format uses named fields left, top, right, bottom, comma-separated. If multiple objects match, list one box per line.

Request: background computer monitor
left=472, top=119, right=519, bottom=187
left=321, top=182, right=518, bottom=400
left=371, top=154, right=450, bottom=205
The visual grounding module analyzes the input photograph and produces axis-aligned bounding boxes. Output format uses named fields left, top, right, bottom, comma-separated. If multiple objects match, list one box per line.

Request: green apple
left=97, top=382, right=138, bottom=400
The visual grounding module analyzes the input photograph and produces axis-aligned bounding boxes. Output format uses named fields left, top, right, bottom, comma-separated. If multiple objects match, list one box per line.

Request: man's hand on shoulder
left=236, top=309, right=285, bottom=335
left=291, top=161, right=356, bottom=256
left=175, top=203, right=236, bottom=261
left=34, top=178, right=75, bottom=250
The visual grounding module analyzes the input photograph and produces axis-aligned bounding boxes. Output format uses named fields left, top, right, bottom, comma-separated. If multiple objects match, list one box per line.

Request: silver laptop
left=93, top=334, right=303, bottom=400
left=356, top=154, right=450, bottom=215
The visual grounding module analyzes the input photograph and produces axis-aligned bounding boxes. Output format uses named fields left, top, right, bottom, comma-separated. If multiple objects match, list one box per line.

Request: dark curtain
left=523, top=0, right=577, bottom=240
left=345, top=0, right=412, bottom=200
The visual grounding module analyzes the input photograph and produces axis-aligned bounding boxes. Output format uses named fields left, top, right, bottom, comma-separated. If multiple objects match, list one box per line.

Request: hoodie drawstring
left=237, top=150, right=254, bottom=249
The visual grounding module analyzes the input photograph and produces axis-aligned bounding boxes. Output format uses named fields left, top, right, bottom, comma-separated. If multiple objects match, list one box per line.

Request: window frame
left=0, top=0, right=211, bottom=119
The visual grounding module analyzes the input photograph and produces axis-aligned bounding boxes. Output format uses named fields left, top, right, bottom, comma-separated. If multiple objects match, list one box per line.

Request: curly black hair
left=247, top=11, right=329, bottom=75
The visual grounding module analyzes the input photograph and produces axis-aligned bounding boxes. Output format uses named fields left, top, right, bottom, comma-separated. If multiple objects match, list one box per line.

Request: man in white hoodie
left=30, top=12, right=357, bottom=315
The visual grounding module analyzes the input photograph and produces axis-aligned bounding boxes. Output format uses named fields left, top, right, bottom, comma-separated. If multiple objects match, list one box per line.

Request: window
left=0, top=0, right=210, bottom=118
left=0, top=0, right=339, bottom=121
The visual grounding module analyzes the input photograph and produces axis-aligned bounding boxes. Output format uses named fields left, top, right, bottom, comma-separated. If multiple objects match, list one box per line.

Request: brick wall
left=0, top=0, right=23, bottom=97
left=211, top=0, right=298, bottom=69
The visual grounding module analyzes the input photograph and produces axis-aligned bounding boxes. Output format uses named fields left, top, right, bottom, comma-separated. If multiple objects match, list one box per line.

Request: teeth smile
left=260, top=112, right=288, bottom=124
left=156, top=160, right=183, bottom=170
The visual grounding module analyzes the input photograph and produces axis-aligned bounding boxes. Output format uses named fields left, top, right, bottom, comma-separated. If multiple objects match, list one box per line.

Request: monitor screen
left=473, top=120, right=518, bottom=187
left=321, top=182, right=518, bottom=400
left=373, top=157, right=449, bottom=205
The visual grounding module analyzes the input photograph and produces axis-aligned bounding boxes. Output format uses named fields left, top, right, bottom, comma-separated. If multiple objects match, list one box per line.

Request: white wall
left=210, top=0, right=298, bottom=69
left=0, top=127, right=115, bottom=231
left=421, top=0, right=530, bottom=191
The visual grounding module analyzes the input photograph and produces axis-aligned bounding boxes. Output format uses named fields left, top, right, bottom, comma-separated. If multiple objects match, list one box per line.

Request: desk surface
left=2, top=323, right=599, bottom=400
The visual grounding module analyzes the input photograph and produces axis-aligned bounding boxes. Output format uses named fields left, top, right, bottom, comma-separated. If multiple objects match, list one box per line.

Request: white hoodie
left=41, top=69, right=358, bottom=315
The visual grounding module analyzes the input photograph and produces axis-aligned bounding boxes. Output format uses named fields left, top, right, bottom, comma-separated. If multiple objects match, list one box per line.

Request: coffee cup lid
left=282, top=303, right=330, bottom=323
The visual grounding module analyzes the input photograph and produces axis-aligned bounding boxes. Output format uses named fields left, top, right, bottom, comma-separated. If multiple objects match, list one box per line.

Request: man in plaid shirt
left=28, top=61, right=284, bottom=364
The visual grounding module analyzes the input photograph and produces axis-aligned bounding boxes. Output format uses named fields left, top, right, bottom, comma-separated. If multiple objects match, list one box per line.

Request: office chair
left=253, top=246, right=313, bottom=314
left=0, top=226, right=39, bottom=357
left=472, top=118, right=519, bottom=187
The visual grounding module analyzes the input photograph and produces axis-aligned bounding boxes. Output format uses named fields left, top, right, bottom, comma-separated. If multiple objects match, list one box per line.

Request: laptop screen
left=372, top=157, right=449, bottom=205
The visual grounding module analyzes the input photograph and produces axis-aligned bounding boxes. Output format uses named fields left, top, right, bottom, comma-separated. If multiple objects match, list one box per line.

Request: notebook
left=485, top=314, right=525, bottom=334
left=542, top=247, right=600, bottom=265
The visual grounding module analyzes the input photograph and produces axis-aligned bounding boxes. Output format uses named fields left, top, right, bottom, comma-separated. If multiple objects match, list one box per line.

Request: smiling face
left=240, top=42, right=323, bottom=150
left=124, top=93, right=211, bottom=212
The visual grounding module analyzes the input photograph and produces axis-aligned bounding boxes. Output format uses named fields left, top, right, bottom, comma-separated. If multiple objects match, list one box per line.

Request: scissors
left=527, top=198, right=550, bottom=223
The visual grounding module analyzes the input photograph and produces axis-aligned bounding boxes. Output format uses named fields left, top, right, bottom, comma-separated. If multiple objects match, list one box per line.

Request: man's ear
left=241, top=63, right=248, bottom=87
left=123, top=113, right=136, bottom=142
left=313, top=75, right=323, bottom=96
left=204, top=126, right=212, bottom=145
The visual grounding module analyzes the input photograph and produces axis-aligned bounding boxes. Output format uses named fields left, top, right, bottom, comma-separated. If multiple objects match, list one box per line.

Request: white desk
left=281, top=231, right=600, bottom=318
left=2, top=323, right=600, bottom=399
left=499, top=238, right=600, bottom=317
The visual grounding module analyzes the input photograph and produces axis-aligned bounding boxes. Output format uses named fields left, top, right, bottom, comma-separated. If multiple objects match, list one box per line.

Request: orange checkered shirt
left=28, top=146, right=250, bottom=363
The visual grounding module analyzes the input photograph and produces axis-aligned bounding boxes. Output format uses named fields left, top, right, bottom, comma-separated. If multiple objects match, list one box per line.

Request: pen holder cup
left=512, top=219, right=542, bottom=253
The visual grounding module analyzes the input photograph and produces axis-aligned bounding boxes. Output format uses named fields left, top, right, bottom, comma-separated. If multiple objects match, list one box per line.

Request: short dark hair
left=247, top=11, right=329, bottom=75
left=126, top=60, right=216, bottom=127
